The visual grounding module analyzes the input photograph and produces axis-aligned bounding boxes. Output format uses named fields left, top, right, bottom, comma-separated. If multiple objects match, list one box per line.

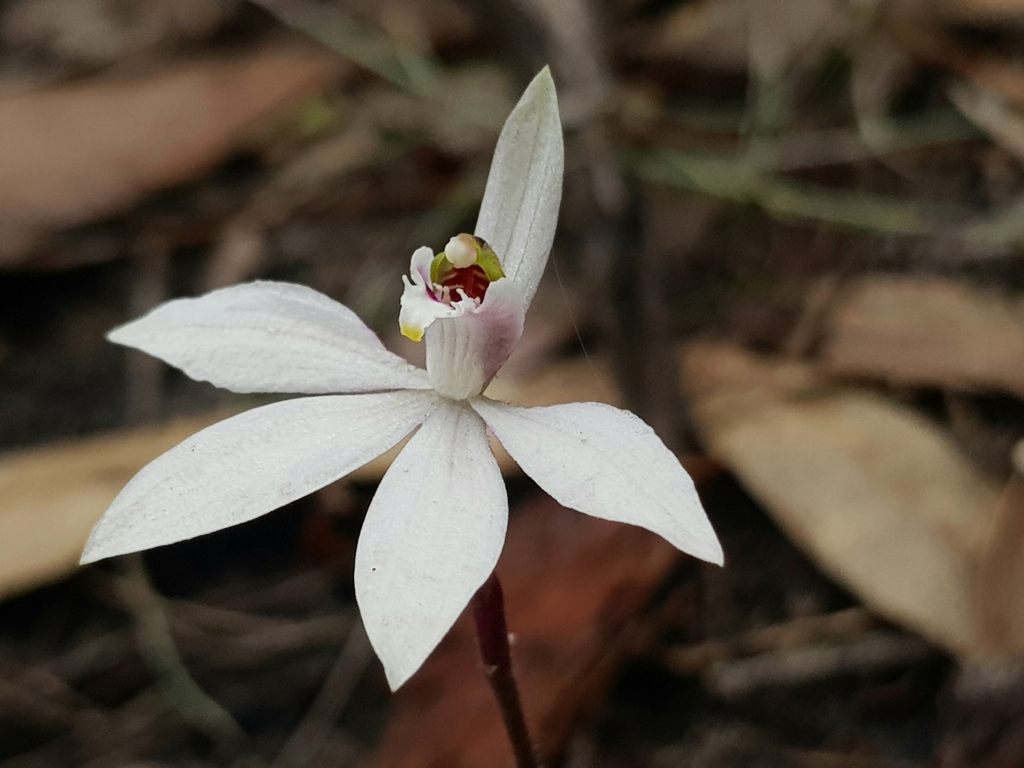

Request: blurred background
left=2, top=0, right=1024, bottom=765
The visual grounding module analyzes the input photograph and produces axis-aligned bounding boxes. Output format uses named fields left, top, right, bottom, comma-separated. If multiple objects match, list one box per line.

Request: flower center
left=398, top=234, right=508, bottom=343
left=428, top=234, right=505, bottom=307
left=438, top=264, right=491, bottom=302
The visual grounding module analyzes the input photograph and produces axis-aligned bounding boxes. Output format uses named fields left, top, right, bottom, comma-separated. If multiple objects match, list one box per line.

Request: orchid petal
left=425, top=278, right=525, bottom=400
left=81, top=390, right=439, bottom=563
left=474, top=67, right=563, bottom=311
left=399, top=247, right=463, bottom=342
left=472, top=398, right=724, bottom=565
left=109, top=281, right=429, bottom=394
left=355, top=402, right=507, bottom=690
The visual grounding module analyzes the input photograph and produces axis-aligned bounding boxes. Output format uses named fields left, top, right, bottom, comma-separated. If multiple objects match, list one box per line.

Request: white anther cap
left=444, top=234, right=477, bottom=269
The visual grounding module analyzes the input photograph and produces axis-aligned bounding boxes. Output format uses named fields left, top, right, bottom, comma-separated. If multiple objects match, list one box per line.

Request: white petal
left=474, top=67, right=564, bottom=311
left=399, top=247, right=463, bottom=342
left=355, top=402, right=507, bottom=690
left=109, top=281, right=429, bottom=394
left=425, top=278, right=525, bottom=400
left=81, top=390, right=439, bottom=563
left=398, top=281, right=463, bottom=343
left=472, top=398, right=724, bottom=565
left=409, top=245, right=434, bottom=285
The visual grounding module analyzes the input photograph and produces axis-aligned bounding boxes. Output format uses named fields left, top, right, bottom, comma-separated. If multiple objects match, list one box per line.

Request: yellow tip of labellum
left=401, top=324, right=424, bottom=342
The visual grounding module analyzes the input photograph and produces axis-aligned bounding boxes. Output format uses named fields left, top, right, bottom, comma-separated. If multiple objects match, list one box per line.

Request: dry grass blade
left=630, top=149, right=975, bottom=239
left=705, top=631, right=936, bottom=698
left=250, top=0, right=435, bottom=92
left=664, top=607, right=878, bottom=674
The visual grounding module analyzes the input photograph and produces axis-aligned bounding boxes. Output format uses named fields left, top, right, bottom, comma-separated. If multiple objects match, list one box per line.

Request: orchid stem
left=471, top=573, right=539, bottom=768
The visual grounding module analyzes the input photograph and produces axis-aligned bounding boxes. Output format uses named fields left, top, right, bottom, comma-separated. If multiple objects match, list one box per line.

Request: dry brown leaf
left=0, top=411, right=232, bottom=600
left=0, top=45, right=343, bottom=262
left=823, top=276, right=1024, bottom=398
left=683, top=341, right=1001, bottom=653
left=974, top=443, right=1024, bottom=653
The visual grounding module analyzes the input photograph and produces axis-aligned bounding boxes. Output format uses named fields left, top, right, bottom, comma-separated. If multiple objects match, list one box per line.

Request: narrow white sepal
left=472, top=398, right=724, bottom=565
left=109, top=281, right=429, bottom=395
left=425, top=278, right=524, bottom=400
left=355, top=402, right=507, bottom=690
left=81, top=390, right=440, bottom=563
left=474, top=67, right=564, bottom=312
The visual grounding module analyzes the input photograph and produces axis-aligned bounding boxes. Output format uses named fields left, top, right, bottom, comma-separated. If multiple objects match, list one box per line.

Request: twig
left=630, top=149, right=969, bottom=237
left=171, top=604, right=354, bottom=669
left=202, top=567, right=335, bottom=613
left=113, top=554, right=246, bottom=745
left=756, top=113, right=978, bottom=172
left=49, top=631, right=136, bottom=684
left=704, top=631, right=935, bottom=698
left=664, top=607, right=878, bottom=674
left=272, top=619, right=373, bottom=768
left=80, top=690, right=179, bottom=768
left=0, top=674, right=86, bottom=729
left=473, top=573, right=540, bottom=768
left=3, top=688, right=180, bottom=768
left=54, top=569, right=351, bottom=685
left=201, top=128, right=381, bottom=290
left=783, top=274, right=842, bottom=359
left=629, top=148, right=1024, bottom=258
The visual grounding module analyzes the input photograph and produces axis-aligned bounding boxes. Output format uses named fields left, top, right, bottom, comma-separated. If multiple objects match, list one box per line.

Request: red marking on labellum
left=440, top=264, right=490, bottom=302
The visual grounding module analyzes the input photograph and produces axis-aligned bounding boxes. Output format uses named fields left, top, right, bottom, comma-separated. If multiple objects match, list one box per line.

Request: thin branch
left=114, top=554, right=246, bottom=746
left=272, top=618, right=373, bottom=768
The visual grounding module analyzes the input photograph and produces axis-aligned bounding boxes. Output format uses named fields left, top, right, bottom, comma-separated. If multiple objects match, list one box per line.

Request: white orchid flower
left=80, top=68, right=723, bottom=690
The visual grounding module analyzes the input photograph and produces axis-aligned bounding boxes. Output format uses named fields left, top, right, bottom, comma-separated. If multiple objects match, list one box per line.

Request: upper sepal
left=474, top=67, right=563, bottom=313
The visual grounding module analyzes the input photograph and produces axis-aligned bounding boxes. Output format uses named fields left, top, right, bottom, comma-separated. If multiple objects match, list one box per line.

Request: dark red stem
left=471, top=573, right=539, bottom=768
